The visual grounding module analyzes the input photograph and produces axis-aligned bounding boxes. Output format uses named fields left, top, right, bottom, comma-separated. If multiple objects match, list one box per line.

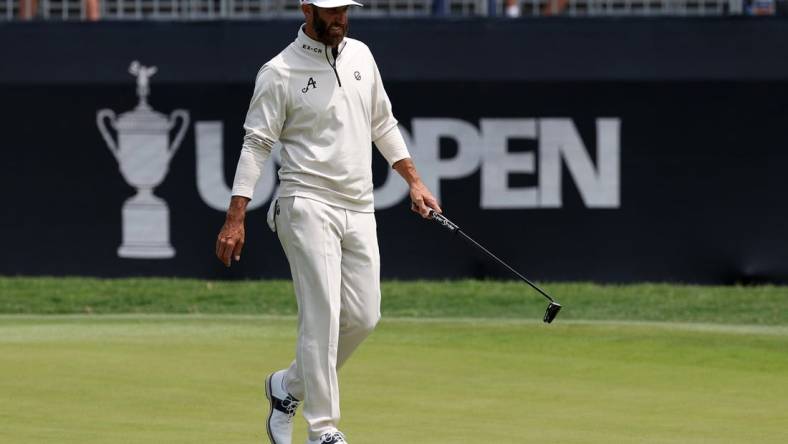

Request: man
left=214, top=1, right=441, bottom=443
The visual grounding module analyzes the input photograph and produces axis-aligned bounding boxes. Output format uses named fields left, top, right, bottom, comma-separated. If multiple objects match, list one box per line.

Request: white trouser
left=273, top=196, right=381, bottom=439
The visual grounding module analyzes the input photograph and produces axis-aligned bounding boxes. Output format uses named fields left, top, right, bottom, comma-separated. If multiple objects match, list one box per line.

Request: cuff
left=374, top=126, right=411, bottom=167
left=230, top=142, right=271, bottom=199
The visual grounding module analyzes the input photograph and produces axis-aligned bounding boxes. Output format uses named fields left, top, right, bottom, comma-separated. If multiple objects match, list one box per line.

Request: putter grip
left=429, top=210, right=460, bottom=232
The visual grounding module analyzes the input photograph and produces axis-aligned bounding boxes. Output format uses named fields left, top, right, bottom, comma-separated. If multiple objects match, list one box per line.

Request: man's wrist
left=226, top=211, right=245, bottom=223
left=226, top=196, right=250, bottom=223
left=393, top=158, right=421, bottom=186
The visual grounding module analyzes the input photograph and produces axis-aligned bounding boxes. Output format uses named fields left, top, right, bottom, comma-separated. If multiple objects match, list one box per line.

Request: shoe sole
left=265, top=373, right=278, bottom=444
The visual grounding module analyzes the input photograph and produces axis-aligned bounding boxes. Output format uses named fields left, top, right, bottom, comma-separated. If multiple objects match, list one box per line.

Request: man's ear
left=301, top=4, right=312, bottom=19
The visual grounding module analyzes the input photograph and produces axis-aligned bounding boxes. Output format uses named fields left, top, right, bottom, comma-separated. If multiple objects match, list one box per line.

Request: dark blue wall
left=3, top=18, right=788, bottom=83
left=2, top=19, right=788, bottom=283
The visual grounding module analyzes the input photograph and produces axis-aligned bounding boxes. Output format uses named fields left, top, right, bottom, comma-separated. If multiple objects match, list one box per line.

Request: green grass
left=2, top=277, right=788, bottom=442
left=1, top=277, right=788, bottom=324
left=0, top=316, right=786, bottom=443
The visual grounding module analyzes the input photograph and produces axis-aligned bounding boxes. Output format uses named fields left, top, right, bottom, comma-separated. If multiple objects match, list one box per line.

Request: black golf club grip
left=428, top=209, right=459, bottom=232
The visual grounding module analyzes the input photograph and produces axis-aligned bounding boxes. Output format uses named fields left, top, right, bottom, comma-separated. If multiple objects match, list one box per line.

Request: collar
left=296, top=25, right=347, bottom=62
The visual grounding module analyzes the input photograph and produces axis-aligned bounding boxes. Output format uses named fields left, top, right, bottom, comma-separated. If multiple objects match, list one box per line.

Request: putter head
left=543, top=302, right=562, bottom=324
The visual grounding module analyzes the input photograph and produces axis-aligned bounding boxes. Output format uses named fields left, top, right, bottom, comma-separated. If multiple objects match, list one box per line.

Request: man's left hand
left=409, top=182, right=442, bottom=218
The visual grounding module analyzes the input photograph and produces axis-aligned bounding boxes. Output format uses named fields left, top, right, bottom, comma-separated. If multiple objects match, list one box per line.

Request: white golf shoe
left=265, top=370, right=301, bottom=444
left=306, top=430, right=348, bottom=444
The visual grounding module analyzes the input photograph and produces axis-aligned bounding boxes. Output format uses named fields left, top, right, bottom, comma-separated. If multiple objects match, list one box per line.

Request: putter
left=427, top=210, right=562, bottom=324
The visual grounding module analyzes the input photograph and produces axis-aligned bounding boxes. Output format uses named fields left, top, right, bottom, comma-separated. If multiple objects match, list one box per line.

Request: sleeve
left=374, top=125, right=410, bottom=167
left=369, top=53, right=400, bottom=142
left=230, top=64, right=287, bottom=199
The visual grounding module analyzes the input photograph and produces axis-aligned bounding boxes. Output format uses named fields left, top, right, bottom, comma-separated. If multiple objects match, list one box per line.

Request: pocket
left=266, top=198, right=279, bottom=233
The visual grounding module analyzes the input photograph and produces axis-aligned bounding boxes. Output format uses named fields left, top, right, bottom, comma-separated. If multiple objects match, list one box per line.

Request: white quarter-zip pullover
left=231, top=26, right=410, bottom=212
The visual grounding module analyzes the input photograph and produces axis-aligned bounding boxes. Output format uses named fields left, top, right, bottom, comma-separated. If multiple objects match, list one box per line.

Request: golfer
left=215, top=1, right=441, bottom=443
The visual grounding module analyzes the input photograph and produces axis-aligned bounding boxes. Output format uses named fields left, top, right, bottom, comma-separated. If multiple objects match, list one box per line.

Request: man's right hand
left=215, top=196, right=250, bottom=267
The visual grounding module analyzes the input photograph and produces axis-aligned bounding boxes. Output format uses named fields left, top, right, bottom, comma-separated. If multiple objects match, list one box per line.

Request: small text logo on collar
left=302, top=44, right=323, bottom=54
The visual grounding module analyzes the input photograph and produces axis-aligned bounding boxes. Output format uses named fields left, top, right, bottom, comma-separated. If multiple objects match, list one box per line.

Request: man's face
left=310, top=5, right=349, bottom=47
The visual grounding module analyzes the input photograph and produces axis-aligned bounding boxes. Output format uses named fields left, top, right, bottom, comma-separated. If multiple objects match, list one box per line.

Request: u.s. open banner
left=2, top=19, right=788, bottom=283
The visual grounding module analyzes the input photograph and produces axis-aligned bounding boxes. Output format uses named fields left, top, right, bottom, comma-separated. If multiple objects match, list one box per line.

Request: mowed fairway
left=1, top=316, right=787, bottom=443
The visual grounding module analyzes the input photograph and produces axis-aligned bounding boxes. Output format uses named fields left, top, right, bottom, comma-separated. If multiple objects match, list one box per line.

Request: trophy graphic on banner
left=97, top=61, right=189, bottom=259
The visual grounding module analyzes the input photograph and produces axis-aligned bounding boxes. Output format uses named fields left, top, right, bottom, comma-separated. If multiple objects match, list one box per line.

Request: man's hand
left=409, top=181, right=442, bottom=218
left=216, top=196, right=250, bottom=267
left=393, top=158, right=442, bottom=218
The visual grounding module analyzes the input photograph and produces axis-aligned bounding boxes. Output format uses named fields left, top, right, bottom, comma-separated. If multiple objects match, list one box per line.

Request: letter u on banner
left=195, top=121, right=279, bottom=211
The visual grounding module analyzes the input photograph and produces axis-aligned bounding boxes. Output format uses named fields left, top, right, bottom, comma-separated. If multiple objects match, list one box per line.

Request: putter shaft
left=429, top=210, right=557, bottom=304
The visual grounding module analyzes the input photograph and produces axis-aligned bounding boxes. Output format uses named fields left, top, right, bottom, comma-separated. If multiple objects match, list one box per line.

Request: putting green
left=1, top=316, right=786, bottom=443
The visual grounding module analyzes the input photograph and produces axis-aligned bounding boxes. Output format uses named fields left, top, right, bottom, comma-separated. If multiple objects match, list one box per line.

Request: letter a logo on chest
left=302, top=77, right=317, bottom=94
